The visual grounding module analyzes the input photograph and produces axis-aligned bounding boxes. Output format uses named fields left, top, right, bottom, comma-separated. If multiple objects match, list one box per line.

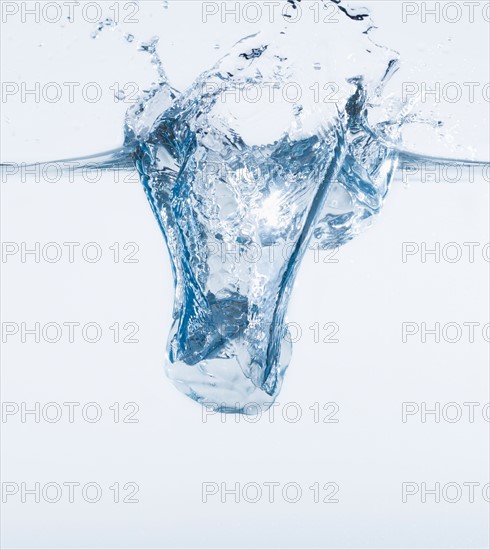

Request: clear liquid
left=2, top=0, right=488, bottom=413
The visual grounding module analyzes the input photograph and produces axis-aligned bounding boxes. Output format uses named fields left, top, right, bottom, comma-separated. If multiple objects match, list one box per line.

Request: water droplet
left=115, top=90, right=126, bottom=101
left=313, top=62, right=321, bottom=71
left=125, top=33, right=134, bottom=43
left=214, top=44, right=220, bottom=50
left=293, top=104, right=303, bottom=116
left=139, top=36, right=159, bottom=54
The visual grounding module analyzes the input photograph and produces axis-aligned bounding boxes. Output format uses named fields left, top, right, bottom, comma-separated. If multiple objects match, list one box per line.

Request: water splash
left=1, top=0, right=488, bottom=413
left=118, top=4, right=409, bottom=410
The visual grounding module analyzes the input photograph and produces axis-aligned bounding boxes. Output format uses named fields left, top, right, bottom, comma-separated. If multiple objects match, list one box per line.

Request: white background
left=1, top=1, right=489, bottom=549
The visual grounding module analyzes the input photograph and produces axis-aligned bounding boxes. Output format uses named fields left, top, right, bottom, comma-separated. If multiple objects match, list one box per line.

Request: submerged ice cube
left=128, top=6, right=401, bottom=412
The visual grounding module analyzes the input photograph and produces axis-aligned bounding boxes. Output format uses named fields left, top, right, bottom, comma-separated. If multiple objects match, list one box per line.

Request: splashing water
left=2, top=0, right=488, bottom=413
left=124, top=5, right=403, bottom=411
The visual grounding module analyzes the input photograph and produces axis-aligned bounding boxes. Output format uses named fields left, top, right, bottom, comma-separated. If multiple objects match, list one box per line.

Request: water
left=122, top=5, right=400, bottom=411
left=2, top=0, right=488, bottom=413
